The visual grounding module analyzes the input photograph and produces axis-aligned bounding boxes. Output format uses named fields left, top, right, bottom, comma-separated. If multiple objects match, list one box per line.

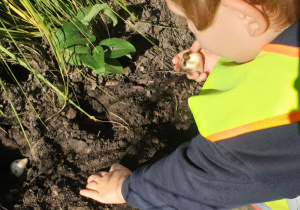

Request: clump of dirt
left=0, top=0, right=203, bottom=209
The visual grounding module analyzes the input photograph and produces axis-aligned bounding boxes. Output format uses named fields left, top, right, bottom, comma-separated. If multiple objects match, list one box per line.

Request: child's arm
left=120, top=123, right=300, bottom=209
left=172, top=40, right=220, bottom=83
left=80, top=123, right=300, bottom=209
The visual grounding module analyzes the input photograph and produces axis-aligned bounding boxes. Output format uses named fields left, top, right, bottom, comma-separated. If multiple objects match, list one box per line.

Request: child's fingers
left=194, top=72, right=208, bottom=83
left=186, top=72, right=208, bottom=83
left=186, top=72, right=201, bottom=80
left=80, top=189, right=100, bottom=201
left=172, top=55, right=180, bottom=65
left=109, top=163, right=126, bottom=171
left=87, top=175, right=99, bottom=183
left=172, top=50, right=189, bottom=65
left=172, top=44, right=202, bottom=73
left=109, top=163, right=130, bottom=172
left=87, top=172, right=107, bottom=183
left=86, top=181, right=100, bottom=190
left=174, top=64, right=181, bottom=72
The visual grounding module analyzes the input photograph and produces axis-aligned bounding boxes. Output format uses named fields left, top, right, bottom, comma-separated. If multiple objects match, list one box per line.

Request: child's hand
left=172, top=41, right=220, bottom=83
left=80, top=163, right=132, bottom=204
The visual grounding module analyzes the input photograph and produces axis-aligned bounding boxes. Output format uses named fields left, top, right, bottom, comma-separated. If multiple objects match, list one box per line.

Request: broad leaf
left=78, top=46, right=105, bottom=74
left=65, top=46, right=89, bottom=65
left=52, top=28, right=65, bottom=50
left=92, top=46, right=105, bottom=74
left=68, top=53, right=82, bottom=66
left=102, top=8, right=118, bottom=27
left=105, top=58, right=124, bottom=74
left=77, top=6, right=93, bottom=22
left=77, top=4, right=118, bottom=27
left=99, top=38, right=136, bottom=58
left=63, top=21, right=90, bottom=38
left=82, top=4, right=108, bottom=25
left=62, top=21, right=94, bottom=47
left=53, top=21, right=94, bottom=49
left=68, top=45, right=90, bottom=54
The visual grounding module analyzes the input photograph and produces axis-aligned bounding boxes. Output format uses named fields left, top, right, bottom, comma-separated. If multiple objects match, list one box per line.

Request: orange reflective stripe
left=207, top=111, right=300, bottom=142
left=251, top=204, right=262, bottom=210
left=251, top=204, right=271, bottom=210
left=262, top=44, right=300, bottom=58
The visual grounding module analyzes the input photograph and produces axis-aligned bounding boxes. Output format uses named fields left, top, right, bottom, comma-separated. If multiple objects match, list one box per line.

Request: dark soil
left=0, top=0, right=200, bottom=209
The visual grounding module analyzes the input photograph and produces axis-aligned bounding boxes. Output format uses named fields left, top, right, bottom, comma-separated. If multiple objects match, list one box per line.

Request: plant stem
left=0, top=77, right=36, bottom=160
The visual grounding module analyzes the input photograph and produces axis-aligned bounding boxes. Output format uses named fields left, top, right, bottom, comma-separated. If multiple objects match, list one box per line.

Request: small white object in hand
left=10, top=158, right=28, bottom=177
left=179, top=52, right=204, bottom=73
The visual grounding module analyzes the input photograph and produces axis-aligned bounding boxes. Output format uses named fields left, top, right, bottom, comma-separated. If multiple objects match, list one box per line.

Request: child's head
left=166, top=0, right=300, bottom=63
left=170, top=0, right=300, bottom=31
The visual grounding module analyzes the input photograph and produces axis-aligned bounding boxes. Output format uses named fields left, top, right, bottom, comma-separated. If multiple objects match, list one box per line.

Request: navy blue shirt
left=121, top=20, right=300, bottom=210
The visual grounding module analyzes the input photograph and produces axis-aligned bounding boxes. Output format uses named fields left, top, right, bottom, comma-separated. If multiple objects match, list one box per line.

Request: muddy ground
left=0, top=0, right=252, bottom=209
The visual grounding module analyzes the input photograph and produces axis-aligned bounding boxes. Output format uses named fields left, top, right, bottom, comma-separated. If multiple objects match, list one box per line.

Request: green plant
left=52, top=3, right=136, bottom=75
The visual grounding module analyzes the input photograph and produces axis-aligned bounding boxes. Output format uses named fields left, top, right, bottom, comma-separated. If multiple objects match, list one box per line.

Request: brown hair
left=170, top=0, right=300, bottom=30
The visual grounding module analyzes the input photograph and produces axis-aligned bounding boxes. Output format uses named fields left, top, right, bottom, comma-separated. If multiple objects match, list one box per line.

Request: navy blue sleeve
left=121, top=122, right=300, bottom=210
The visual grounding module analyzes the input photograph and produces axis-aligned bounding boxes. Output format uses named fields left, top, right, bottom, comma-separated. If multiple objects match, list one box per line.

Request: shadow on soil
left=121, top=122, right=199, bottom=171
left=0, top=137, right=25, bottom=208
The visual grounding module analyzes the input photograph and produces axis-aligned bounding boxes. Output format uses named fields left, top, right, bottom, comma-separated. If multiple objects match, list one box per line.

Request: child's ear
left=221, top=0, right=268, bottom=37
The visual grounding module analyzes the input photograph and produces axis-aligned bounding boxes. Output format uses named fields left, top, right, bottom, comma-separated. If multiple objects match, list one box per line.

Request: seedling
left=53, top=3, right=136, bottom=75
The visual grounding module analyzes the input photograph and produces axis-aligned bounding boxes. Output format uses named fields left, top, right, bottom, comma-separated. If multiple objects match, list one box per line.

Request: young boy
left=80, top=0, right=300, bottom=209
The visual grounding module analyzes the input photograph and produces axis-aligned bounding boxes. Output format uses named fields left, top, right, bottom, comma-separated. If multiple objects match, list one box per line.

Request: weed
left=53, top=3, right=136, bottom=75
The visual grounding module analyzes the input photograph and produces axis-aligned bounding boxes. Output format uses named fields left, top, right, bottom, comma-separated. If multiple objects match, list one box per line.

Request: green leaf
left=77, top=46, right=105, bottom=74
left=63, top=48, right=72, bottom=64
left=77, top=4, right=118, bottom=26
left=125, top=54, right=132, bottom=59
left=82, top=4, right=108, bottom=25
left=77, top=6, right=93, bottom=22
left=53, top=21, right=94, bottom=49
left=99, top=38, right=136, bottom=58
left=92, top=46, right=105, bottom=74
left=64, top=21, right=89, bottom=38
left=68, top=45, right=90, bottom=54
left=64, top=49, right=83, bottom=66
left=103, top=9, right=118, bottom=27
left=67, top=52, right=82, bottom=66
left=63, top=22, right=93, bottom=47
left=52, top=27, right=65, bottom=50
left=105, top=58, right=124, bottom=74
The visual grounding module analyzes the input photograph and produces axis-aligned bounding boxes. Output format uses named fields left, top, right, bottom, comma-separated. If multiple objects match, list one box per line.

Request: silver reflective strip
left=286, top=196, right=300, bottom=210
left=253, top=203, right=272, bottom=210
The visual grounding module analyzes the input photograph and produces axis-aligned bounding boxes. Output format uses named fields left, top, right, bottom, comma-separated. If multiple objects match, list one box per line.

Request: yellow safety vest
left=188, top=44, right=300, bottom=142
left=188, top=44, right=300, bottom=210
left=252, top=196, right=300, bottom=210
